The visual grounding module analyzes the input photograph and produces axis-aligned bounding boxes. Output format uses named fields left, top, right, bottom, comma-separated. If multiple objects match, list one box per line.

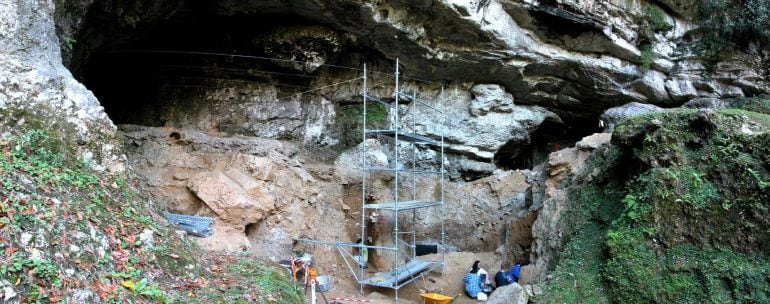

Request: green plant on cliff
left=639, top=44, right=656, bottom=71
left=608, top=111, right=770, bottom=302
left=335, top=102, right=388, bottom=147
left=640, top=4, right=673, bottom=43
left=730, top=94, right=770, bottom=115
left=539, top=147, right=626, bottom=304
left=636, top=4, right=671, bottom=70
left=63, top=36, right=76, bottom=50
left=696, top=0, right=770, bottom=74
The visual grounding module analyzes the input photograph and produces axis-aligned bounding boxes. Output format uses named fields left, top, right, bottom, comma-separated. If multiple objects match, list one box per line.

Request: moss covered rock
left=540, top=109, right=770, bottom=303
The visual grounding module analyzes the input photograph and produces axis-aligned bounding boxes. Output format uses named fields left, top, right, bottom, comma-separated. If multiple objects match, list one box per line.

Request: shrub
left=639, top=4, right=673, bottom=43
left=335, top=103, right=388, bottom=146
left=640, top=44, right=656, bottom=70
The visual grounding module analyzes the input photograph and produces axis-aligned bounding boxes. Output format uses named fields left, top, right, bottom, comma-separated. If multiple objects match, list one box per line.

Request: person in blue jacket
left=507, top=263, right=522, bottom=283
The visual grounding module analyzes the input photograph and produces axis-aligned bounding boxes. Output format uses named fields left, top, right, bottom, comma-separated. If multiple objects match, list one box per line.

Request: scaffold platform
left=363, top=200, right=443, bottom=211
left=362, top=260, right=441, bottom=288
left=365, top=129, right=439, bottom=145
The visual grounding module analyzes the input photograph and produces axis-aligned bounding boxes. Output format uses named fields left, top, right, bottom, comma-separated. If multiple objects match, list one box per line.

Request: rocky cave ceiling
left=63, top=0, right=634, bottom=178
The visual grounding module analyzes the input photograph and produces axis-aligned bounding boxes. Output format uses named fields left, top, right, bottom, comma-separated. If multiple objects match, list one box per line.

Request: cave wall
left=1, top=0, right=123, bottom=172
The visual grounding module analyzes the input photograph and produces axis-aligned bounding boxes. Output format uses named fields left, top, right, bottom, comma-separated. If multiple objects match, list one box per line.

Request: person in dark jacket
left=495, top=263, right=512, bottom=288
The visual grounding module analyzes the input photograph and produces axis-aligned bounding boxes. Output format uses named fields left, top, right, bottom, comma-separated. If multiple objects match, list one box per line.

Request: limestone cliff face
left=1, top=0, right=123, bottom=172
left=63, top=0, right=768, bottom=112
left=48, top=0, right=769, bottom=180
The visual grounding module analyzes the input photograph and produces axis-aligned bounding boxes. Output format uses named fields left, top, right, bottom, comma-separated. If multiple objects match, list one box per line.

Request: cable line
left=102, top=49, right=438, bottom=83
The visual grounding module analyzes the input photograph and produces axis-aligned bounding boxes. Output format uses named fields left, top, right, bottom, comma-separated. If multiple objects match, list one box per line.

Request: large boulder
left=411, top=84, right=560, bottom=162
left=121, top=126, right=327, bottom=254
left=600, top=102, right=665, bottom=131
left=487, top=283, right=529, bottom=304
left=682, top=97, right=731, bottom=109
left=187, top=170, right=275, bottom=226
left=335, top=139, right=389, bottom=170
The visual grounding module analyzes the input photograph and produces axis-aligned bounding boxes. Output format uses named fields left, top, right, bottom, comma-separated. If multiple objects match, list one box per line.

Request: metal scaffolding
left=296, top=59, right=446, bottom=303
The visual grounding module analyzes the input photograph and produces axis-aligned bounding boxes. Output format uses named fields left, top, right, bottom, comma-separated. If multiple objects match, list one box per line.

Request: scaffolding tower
left=296, top=59, right=446, bottom=303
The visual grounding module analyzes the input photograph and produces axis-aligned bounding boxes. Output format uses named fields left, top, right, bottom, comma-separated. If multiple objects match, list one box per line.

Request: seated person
left=495, top=263, right=512, bottom=288
left=463, top=267, right=485, bottom=299
left=507, top=263, right=522, bottom=283
left=472, top=260, right=495, bottom=294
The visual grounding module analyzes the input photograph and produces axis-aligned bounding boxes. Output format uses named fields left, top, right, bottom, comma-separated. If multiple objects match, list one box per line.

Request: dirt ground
left=306, top=251, right=511, bottom=304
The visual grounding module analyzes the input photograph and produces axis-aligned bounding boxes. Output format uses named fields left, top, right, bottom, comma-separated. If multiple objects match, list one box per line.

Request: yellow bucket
left=419, top=293, right=454, bottom=304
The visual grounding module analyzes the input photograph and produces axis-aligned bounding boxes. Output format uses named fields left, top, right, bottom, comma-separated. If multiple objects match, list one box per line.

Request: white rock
left=486, top=283, right=528, bottom=304
left=69, top=244, right=81, bottom=253
left=19, top=232, right=33, bottom=247
left=0, top=280, right=18, bottom=304
left=469, top=84, right=514, bottom=116
left=335, top=139, right=389, bottom=169
left=665, top=78, right=698, bottom=102
left=601, top=102, right=666, bottom=131
left=68, top=289, right=97, bottom=303
left=139, top=229, right=155, bottom=248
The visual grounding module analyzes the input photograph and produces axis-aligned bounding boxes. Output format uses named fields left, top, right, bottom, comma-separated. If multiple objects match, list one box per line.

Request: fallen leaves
left=93, top=281, right=118, bottom=301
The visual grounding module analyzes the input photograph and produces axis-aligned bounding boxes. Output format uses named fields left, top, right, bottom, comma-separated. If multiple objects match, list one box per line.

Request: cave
left=63, top=2, right=603, bottom=296
left=70, top=2, right=364, bottom=131
left=494, top=116, right=602, bottom=170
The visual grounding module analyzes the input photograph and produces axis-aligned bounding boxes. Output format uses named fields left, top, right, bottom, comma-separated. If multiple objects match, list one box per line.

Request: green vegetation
left=220, top=257, right=304, bottom=304
left=729, top=94, right=770, bottom=115
left=540, top=182, right=625, bottom=304
left=639, top=4, right=673, bottom=43
left=335, top=102, right=388, bottom=147
left=635, top=4, right=671, bottom=69
left=540, top=109, right=770, bottom=303
left=639, top=44, right=656, bottom=71
left=696, top=0, right=770, bottom=74
left=63, top=37, right=76, bottom=50
left=605, top=110, right=770, bottom=302
left=0, top=129, right=303, bottom=303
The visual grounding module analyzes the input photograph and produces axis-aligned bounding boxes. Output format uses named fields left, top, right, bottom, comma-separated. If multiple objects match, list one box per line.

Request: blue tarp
left=163, top=212, right=214, bottom=237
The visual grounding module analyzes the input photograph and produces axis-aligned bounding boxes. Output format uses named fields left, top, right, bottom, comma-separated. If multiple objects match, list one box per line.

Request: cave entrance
left=70, top=2, right=343, bottom=130
left=494, top=116, right=601, bottom=170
